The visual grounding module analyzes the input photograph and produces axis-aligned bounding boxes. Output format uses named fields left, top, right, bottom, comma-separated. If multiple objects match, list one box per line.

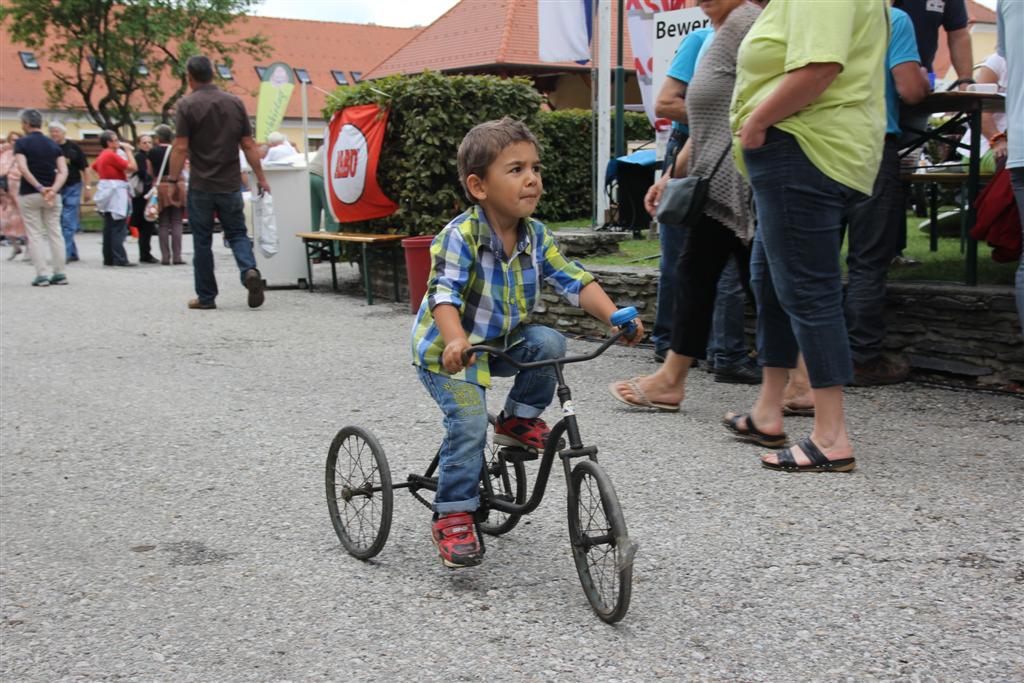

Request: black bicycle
left=326, top=308, right=640, bottom=624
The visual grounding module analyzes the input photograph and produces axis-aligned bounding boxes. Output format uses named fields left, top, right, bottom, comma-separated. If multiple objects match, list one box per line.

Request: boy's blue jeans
left=416, top=325, right=566, bottom=515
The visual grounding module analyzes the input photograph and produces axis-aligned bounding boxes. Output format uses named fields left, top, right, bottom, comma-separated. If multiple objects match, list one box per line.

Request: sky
left=251, top=0, right=460, bottom=27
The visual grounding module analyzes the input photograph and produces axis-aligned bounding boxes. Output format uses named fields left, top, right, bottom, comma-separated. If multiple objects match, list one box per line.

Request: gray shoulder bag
left=655, top=143, right=732, bottom=227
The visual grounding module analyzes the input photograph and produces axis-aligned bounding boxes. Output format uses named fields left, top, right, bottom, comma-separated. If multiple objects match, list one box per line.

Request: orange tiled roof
left=367, top=0, right=636, bottom=78
left=1, top=16, right=419, bottom=120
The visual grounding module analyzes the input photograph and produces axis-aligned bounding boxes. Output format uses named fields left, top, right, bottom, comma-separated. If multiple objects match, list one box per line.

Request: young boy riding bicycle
left=411, top=118, right=644, bottom=569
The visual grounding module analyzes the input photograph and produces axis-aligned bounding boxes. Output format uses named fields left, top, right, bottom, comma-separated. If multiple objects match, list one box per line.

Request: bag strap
left=152, top=145, right=170, bottom=187
left=705, top=142, right=733, bottom=182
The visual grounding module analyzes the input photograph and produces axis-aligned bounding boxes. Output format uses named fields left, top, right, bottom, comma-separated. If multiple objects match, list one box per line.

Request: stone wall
left=360, top=253, right=1024, bottom=392
left=532, top=267, right=1024, bottom=393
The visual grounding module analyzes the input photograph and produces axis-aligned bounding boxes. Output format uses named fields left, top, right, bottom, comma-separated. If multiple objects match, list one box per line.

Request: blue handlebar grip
left=610, top=306, right=638, bottom=332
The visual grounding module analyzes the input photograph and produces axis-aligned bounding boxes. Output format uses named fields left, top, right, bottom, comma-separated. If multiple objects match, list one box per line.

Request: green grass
left=81, top=214, right=103, bottom=232
left=571, top=209, right=1017, bottom=286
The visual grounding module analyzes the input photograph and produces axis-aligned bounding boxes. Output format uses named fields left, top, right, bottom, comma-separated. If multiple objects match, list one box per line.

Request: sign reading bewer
left=324, top=104, right=398, bottom=223
left=651, top=6, right=710, bottom=158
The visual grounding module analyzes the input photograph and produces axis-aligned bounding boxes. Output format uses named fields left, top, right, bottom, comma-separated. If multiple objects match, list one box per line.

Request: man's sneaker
left=49, top=273, right=68, bottom=285
left=851, top=355, right=909, bottom=386
left=187, top=298, right=217, bottom=310
left=494, top=413, right=550, bottom=451
left=714, top=358, right=762, bottom=385
left=243, top=268, right=265, bottom=308
left=31, top=275, right=50, bottom=287
left=431, top=512, right=483, bottom=568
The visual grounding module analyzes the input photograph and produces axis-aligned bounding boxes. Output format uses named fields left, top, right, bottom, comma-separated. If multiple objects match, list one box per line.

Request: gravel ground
left=2, top=233, right=1022, bottom=682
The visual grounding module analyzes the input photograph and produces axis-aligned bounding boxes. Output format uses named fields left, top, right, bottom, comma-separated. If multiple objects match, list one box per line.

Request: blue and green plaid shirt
left=411, top=205, right=595, bottom=387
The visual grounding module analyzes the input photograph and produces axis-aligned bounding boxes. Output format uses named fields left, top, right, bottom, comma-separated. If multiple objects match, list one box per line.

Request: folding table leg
left=391, top=245, right=400, bottom=302
left=362, top=243, right=374, bottom=305
left=305, top=240, right=315, bottom=292
left=330, top=243, right=339, bottom=291
left=929, top=183, right=938, bottom=252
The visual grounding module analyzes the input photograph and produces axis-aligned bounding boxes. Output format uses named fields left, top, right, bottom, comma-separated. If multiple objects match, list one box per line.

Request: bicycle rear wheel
left=567, top=459, right=635, bottom=623
left=326, top=426, right=393, bottom=560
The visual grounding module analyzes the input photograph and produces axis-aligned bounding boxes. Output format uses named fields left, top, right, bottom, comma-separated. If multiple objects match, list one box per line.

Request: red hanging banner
left=324, top=104, right=398, bottom=222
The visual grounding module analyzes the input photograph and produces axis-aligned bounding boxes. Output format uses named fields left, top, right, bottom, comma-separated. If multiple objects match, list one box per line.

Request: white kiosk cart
left=247, top=157, right=312, bottom=288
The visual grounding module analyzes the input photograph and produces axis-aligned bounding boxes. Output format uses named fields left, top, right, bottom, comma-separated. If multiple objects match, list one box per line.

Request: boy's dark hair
left=457, top=118, right=540, bottom=203
left=186, top=55, right=214, bottom=84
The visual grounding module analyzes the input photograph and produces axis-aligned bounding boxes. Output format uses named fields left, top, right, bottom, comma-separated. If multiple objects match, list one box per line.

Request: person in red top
left=91, top=130, right=137, bottom=266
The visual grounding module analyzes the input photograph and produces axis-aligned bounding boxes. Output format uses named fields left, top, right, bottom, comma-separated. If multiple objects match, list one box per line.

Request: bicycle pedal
left=499, top=446, right=539, bottom=462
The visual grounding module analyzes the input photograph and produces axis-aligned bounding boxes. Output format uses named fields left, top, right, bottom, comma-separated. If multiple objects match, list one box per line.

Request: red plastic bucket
left=402, top=235, right=435, bottom=314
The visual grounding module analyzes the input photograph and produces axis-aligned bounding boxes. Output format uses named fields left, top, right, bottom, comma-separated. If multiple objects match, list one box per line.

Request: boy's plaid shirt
left=411, top=205, right=595, bottom=387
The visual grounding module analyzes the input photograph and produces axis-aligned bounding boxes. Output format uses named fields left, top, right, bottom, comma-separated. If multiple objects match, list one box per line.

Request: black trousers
left=132, top=195, right=155, bottom=259
left=669, top=213, right=752, bottom=359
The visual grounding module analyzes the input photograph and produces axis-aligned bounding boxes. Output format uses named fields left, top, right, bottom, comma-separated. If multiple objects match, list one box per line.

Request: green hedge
left=323, top=73, right=653, bottom=233
left=324, top=72, right=541, bottom=235
left=533, top=109, right=651, bottom=222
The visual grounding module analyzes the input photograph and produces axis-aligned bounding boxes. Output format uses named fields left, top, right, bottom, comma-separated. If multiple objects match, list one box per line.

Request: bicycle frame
left=397, top=329, right=631, bottom=517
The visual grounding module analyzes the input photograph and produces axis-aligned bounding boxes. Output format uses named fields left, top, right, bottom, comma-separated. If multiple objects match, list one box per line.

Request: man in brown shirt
left=167, top=55, right=270, bottom=310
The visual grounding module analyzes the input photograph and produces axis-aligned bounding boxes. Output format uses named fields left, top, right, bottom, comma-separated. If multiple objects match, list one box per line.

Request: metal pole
left=301, top=81, right=310, bottom=162
left=591, top=0, right=599, bottom=226
left=614, top=0, right=625, bottom=159
left=597, top=0, right=612, bottom=225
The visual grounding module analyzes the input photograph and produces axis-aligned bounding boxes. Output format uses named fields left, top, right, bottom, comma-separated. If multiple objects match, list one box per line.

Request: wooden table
left=900, top=92, right=1005, bottom=285
left=295, top=232, right=406, bottom=305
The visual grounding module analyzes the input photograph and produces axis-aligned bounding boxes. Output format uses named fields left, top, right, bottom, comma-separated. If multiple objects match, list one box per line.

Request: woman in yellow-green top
left=724, top=0, right=889, bottom=473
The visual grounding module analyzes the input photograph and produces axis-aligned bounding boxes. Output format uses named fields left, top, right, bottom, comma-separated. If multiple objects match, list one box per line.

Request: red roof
left=367, top=0, right=636, bottom=78
left=1, top=16, right=419, bottom=120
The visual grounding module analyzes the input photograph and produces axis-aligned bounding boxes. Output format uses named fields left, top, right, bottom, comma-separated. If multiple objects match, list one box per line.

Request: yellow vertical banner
left=256, top=62, right=295, bottom=142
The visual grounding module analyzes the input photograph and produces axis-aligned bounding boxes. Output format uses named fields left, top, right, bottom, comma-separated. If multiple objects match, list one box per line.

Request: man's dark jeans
left=745, top=128, right=861, bottom=389
left=188, top=189, right=257, bottom=304
left=844, top=138, right=901, bottom=364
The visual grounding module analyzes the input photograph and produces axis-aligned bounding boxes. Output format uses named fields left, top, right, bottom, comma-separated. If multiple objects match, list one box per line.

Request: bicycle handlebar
left=460, top=307, right=639, bottom=371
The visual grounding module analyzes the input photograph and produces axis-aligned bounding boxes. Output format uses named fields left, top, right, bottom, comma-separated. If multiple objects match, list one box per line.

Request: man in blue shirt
left=845, top=6, right=929, bottom=385
left=13, top=108, right=69, bottom=287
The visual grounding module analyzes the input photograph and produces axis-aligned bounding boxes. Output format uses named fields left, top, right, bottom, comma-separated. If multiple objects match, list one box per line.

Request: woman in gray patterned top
left=610, top=0, right=761, bottom=413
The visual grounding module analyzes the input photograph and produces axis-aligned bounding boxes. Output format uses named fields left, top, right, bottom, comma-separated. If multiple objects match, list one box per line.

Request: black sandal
left=762, top=438, right=856, bottom=473
left=723, top=413, right=787, bottom=448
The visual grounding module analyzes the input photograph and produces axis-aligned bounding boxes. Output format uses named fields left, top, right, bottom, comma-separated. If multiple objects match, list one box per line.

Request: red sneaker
left=494, top=414, right=550, bottom=451
left=431, top=512, right=483, bottom=568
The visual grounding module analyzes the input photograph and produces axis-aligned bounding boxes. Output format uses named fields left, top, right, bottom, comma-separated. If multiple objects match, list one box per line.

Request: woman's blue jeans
left=744, top=128, right=861, bottom=388
left=415, top=325, right=566, bottom=515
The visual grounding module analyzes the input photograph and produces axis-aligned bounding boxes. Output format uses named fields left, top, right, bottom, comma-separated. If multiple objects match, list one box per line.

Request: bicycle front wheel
left=567, top=459, right=635, bottom=623
left=325, top=426, right=393, bottom=560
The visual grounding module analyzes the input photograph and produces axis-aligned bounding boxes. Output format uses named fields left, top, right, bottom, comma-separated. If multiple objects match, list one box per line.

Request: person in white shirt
left=262, top=131, right=297, bottom=164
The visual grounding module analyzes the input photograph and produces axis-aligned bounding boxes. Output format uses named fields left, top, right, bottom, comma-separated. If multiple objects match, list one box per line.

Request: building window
left=331, top=70, right=348, bottom=85
left=217, top=63, right=233, bottom=80
left=255, top=65, right=267, bottom=80
left=18, top=51, right=39, bottom=69
left=87, top=55, right=104, bottom=73
left=350, top=71, right=363, bottom=83
left=294, top=68, right=312, bottom=84
left=137, top=61, right=149, bottom=76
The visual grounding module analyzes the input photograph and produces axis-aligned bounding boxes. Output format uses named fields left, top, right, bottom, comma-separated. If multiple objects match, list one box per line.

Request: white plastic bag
left=253, top=191, right=278, bottom=258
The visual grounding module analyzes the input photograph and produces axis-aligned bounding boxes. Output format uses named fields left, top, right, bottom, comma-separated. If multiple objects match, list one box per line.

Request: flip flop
left=761, top=438, right=856, bottom=473
left=782, top=403, right=815, bottom=417
left=608, top=378, right=681, bottom=413
left=723, top=413, right=787, bottom=448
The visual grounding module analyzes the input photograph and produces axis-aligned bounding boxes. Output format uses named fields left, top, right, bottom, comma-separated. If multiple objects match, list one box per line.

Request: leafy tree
left=1, top=0, right=267, bottom=141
